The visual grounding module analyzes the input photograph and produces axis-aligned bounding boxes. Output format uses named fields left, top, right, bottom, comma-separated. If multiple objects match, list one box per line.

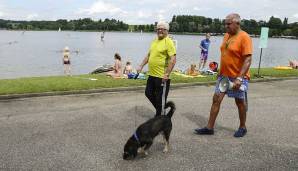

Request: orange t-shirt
left=219, top=30, right=253, bottom=79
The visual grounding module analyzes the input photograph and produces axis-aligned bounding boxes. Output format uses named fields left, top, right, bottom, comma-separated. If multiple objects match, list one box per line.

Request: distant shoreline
left=1, top=29, right=297, bottom=39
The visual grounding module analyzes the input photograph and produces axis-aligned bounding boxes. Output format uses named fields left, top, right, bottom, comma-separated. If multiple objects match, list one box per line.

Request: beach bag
left=127, top=73, right=136, bottom=79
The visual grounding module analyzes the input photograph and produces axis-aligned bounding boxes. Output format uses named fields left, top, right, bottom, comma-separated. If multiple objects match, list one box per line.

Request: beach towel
left=173, top=72, right=206, bottom=78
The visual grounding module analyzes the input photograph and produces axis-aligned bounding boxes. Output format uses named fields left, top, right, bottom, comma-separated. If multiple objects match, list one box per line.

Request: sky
left=1, top=0, right=298, bottom=24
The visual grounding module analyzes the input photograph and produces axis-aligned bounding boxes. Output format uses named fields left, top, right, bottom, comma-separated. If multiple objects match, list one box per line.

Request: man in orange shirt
left=195, top=13, right=253, bottom=137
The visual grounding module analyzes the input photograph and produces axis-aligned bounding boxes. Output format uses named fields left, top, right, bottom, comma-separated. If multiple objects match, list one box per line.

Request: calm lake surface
left=1, top=30, right=298, bottom=79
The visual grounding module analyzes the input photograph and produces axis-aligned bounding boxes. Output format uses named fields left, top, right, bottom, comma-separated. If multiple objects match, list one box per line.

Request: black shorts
left=64, top=61, right=70, bottom=65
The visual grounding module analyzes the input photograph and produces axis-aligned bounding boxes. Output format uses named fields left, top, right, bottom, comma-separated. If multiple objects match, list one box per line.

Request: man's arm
left=199, top=45, right=205, bottom=51
left=163, top=55, right=177, bottom=81
left=239, top=55, right=252, bottom=77
left=234, top=55, right=252, bottom=89
left=137, top=53, right=149, bottom=73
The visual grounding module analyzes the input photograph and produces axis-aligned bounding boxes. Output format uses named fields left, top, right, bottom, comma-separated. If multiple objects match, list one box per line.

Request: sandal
left=194, top=127, right=214, bottom=135
left=234, top=128, right=247, bottom=137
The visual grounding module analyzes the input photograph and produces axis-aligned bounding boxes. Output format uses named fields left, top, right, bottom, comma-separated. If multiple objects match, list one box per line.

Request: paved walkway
left=0, top=79, right=298, bottom=170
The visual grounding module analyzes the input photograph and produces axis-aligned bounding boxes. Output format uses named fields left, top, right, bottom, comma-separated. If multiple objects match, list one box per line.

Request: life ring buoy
left=209, top=62, right=218, bottom=72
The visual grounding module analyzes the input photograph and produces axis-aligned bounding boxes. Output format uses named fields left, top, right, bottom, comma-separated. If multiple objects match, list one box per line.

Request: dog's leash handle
left=161, top=80, right=167, bottom=115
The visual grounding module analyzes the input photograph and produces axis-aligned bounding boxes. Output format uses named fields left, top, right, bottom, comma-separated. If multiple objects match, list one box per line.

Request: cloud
left=0, top=3, right=5, bottom=17
left=78, top=1, right=123, bottom=15
left=193, top=7, right=211, bottom=11
left=26, top=13, right=39, bottom=20
left=193, top=7, right=200, bottom=11
left=1, top=0, right=298, bottom=23
left=157, top=10, right=166, bottom=21
left=170, top=3, right=178, bottom=8
left=136, top=11, right=152, bottom=19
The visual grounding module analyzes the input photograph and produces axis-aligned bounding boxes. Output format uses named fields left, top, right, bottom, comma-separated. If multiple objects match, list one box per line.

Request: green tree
left=282, top=17, right=288, bottom=30
left=188, top=21, right=196, bottom=32
left=292, top=26, right=298, bottom=37
left=170, top=22, right=179, bottom=32
left=268, top=16, right=282, bottom=29
left=282, top=29, right=292, bottom=36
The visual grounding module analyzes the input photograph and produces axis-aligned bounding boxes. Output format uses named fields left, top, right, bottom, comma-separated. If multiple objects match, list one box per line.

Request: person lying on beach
left=289, top=60, right=298, bottom=69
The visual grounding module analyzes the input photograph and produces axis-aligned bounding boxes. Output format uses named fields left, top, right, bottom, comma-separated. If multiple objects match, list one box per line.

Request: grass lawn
left=0, top=68, right=297, bottom=95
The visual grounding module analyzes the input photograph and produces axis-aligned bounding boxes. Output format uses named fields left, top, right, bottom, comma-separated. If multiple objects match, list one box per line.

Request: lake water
left=1, top=30, right=298, bottom=79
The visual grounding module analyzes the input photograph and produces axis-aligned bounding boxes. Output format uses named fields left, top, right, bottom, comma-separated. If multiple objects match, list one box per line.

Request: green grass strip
left=0, top=68, right=297, bottom=95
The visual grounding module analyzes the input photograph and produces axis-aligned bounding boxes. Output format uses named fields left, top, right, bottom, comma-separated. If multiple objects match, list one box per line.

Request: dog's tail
left=165, top=101, right=176, bottom=118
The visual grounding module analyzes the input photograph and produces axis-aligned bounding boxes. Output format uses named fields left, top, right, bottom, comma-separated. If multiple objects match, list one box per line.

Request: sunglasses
left=224, top=22, right=232, bottom=25
left=224, top=22, right=240, bottom=26
left=156, top=28, right=167, bottom=31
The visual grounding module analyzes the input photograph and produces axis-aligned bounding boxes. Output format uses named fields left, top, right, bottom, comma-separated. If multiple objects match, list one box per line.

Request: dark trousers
left=145, top=76, right=171, bottom=116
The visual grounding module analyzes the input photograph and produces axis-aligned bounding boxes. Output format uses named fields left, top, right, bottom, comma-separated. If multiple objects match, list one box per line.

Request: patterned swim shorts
left=200, top=52, right=208, bottom=61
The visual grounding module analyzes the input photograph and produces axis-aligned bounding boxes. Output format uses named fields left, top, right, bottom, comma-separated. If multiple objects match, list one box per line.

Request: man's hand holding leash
left=162, top=73, right=169, bottom=83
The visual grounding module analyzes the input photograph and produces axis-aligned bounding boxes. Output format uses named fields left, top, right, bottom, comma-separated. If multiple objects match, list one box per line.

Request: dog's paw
left=140, top=150, right=148, bottom=156
left=137, top=148, right=143, bottom=153
left=138, top=149, right=148, bottom=156
left=163, top=147, right=169, bottom=153
left=163, top=143, right=170, bottom=153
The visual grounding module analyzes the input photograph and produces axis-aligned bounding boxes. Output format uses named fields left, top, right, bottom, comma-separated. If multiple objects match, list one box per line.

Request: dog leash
left=134, top=90, right=138, bottom=129
left=161, top=80, right=167, bottom=115
left=134, top=72, right=140, bottom=128
left=245, top=91, right=248, bottom=112
left=133, top=132, right=140, bottom=144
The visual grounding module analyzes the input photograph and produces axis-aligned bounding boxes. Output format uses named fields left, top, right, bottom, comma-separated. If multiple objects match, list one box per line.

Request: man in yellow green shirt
left=137, top=21, right=177, bottom=117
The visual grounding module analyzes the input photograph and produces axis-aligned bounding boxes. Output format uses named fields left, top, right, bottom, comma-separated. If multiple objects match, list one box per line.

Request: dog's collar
left=133, top=132, right=140, bottom=143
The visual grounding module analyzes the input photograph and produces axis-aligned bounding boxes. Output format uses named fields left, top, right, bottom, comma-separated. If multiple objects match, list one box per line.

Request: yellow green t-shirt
left=148, top=36, right=176, bottom=78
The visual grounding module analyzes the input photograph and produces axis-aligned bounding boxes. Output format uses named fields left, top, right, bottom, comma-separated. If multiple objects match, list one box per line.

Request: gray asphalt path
left=1, top=80, right=298, bottom=170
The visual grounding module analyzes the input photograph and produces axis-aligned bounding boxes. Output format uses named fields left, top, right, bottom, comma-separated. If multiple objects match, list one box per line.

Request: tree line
left=1, top=15, right=298, bottom=37
left=134, top=15, right=298, bottom=37
left=0, top=18, right=129, bottom=31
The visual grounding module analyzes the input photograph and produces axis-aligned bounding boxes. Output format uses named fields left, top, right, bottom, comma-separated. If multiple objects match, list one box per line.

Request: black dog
left=123, top=101, right=176, bottom=160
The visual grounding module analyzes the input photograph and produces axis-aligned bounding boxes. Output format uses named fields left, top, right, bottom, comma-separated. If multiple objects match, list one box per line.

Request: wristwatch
left=236, top=77, right=243, bottom=82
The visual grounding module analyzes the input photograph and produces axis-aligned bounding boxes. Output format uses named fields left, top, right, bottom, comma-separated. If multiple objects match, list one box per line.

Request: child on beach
left=123, top=61, right=133, bottom=75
